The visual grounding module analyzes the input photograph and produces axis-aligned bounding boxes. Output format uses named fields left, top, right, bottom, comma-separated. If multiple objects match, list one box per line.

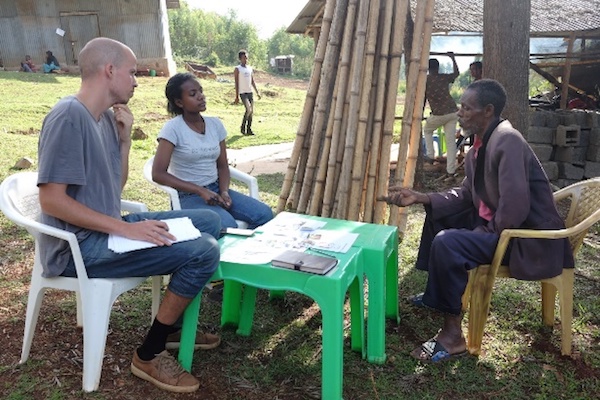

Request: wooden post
left=560, top=32, right=576, bottom=110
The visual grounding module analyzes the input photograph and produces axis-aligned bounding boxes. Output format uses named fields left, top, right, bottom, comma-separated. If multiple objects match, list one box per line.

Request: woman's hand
left=221, top=191, right=232, bottom=209
left=199, top=188, right=228, bottom=208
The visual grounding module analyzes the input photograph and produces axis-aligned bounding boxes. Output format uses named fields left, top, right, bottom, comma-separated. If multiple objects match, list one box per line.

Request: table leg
left=178, top=292, right=201, bottom=372
left=385, top=243, right=399, bottom=322
left=236, top=285, right=258, bottom=336
left=221, top=280, right=243, bottom=328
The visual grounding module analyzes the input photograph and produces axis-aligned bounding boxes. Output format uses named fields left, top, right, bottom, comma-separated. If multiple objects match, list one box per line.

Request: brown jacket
left=428, top=120, right=574, bottom=280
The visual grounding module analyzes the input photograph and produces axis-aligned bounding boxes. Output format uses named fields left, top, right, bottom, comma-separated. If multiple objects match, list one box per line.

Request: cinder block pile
left=528, top=109, right=600, bottom=187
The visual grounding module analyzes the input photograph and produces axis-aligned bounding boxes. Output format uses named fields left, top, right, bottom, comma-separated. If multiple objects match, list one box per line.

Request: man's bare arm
left=39, top=183, right=175, bottom=245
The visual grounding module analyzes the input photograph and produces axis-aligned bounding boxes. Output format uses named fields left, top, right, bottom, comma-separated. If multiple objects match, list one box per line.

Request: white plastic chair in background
left=0, top=171, right=162, bottom=392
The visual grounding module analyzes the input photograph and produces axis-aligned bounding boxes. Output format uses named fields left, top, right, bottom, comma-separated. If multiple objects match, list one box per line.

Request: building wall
left=0, top=0, right=176, bottom=76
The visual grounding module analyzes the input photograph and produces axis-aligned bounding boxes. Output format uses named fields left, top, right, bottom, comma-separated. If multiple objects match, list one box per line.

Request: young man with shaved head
left=37, top=37, right=220, bottom=393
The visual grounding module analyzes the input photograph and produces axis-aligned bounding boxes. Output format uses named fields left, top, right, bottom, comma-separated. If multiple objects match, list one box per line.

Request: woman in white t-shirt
left=152, top=73, right=273, bottom=229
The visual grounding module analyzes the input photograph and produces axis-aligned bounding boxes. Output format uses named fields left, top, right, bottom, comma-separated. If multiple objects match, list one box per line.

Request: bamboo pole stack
left=277, top=0, right=433, bottom=233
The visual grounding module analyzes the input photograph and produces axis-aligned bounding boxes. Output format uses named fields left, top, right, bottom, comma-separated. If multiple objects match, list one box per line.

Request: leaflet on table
left=220, top=232, right=307, bottom=264
left=257, top=211, right=327, bottom=233
left=108, top=217, right=201, bottom=253
left=219, top=228, right=359, bottom=264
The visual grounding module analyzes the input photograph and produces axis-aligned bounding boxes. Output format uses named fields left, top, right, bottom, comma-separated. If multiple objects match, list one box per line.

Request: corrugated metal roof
left=287, top=0, right=600, bottom=38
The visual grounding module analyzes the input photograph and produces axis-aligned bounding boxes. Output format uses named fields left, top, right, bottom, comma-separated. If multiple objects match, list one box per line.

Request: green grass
left=0, top=71, right=599, bottom=399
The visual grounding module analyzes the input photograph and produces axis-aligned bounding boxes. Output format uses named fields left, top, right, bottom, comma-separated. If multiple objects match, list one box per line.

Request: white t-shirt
left=158, top=115, right=227, bottom=187
left=236, top=64, right=253, bottom=94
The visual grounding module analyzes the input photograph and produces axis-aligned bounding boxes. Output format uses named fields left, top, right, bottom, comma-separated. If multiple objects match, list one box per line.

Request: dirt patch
left=221, top=70, right=309, bottom=92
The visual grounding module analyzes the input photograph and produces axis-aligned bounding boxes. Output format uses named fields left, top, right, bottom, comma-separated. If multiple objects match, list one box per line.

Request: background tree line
left=168, top=1, right=315, bottom=78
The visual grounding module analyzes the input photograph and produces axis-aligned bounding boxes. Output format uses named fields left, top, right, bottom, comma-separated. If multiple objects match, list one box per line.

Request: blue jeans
left=61, top=209, right=221, bottom=299
left=178, top=181, right=273, bottom=229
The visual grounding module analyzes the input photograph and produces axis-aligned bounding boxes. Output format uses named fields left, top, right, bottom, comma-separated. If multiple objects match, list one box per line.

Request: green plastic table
left=178, top=234, right=365, bottom=400
left=222, top=212, right=399, bottom=364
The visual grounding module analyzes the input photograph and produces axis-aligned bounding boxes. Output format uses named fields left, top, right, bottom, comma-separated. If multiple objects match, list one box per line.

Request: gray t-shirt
left=157, top=115, right=227, bottom=187
left=37, top=96, right=122, bottom=277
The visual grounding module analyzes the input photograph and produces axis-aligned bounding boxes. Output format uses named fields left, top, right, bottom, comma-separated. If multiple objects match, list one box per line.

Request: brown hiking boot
left=131, top=350, right=199, bottom=393
left=165, top=330, right=221, bottom=350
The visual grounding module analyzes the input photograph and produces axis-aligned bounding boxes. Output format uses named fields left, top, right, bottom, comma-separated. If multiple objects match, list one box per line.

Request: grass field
left=0, top=71, right=599, bottom=399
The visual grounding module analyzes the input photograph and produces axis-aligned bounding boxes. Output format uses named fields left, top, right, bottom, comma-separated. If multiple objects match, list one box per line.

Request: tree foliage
left=168, top=2, right=314, bottom=78
left=168, top=2, right=266, bottom=68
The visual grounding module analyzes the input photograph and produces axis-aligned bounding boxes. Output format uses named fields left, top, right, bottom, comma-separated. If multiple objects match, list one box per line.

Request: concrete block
left=529, top=109, right=546, bottom=127
left=554, top=125, right=580, bottom=146
left=530, top=143, right=553, bottom=161
left=528, top=127, right=554, bottom=144
left=545, top=112, right=561, bottom=128
left=558, top=111, right=577, bottom=126
left=572, top=110, right=587, bottom=126
left=579, top=128, right=591, bottom=147
left=542, top=161, right=559, bottom=181
left=553, top=146, right=573, bottom=162
left=588, top=127, right=600, bottom=146
left=587, top=144, right=600, bottom=162
left=572, top=147, right=587, bottom=166
left=584, top=161, right=600, bottom=178
left=583, top=111, right=599, bottom=129
left=557, top=162, right=584, bottom=180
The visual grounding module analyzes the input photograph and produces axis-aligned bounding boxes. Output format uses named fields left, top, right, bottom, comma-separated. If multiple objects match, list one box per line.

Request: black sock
left=136, top=318, right=173, bottom=361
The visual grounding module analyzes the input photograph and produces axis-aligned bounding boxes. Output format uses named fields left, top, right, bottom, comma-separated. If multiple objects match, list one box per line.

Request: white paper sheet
left=108, top=217, right=201, bottom=253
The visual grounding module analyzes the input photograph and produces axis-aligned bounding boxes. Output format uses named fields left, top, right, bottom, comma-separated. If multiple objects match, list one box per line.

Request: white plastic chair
left=0, top=171, right=162, bottom=392
left=143, top=155, right=260, bottom=229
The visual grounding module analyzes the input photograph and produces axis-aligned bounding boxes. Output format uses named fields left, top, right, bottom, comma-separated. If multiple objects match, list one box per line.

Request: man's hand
left=257, top=92, right=262, bottom=100
left=447, top=51, right=455, bottom=59
left=124, top=219, right=177, bottom=246
left=233, top=96, right=240, bottom=105
left=377, top=186, right=429, bottom=207
left=113, top=104, right=134, bottom=143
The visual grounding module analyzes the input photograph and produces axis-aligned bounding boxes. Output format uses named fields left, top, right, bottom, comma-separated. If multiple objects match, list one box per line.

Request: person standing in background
left=423, top=52, right=459, bottom=180
left=233, top=50, right=261, bottom=136
left=469, top=61, right=483, bottom=81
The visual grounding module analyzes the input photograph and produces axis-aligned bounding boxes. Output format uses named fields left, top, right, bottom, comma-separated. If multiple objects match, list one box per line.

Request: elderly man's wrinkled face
left=457, top=89, right=488, bottom=137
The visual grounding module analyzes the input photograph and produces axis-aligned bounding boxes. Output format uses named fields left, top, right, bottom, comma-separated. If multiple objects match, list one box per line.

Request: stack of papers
left=108, top=217, right=201, bottom=253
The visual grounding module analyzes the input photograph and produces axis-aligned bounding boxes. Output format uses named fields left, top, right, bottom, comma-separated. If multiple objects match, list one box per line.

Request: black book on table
left=271, top=250, right=338, bottom=275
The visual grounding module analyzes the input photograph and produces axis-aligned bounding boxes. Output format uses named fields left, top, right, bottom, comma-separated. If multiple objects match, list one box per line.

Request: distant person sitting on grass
left=21, top=55, right=38, bottom=72
left=43, top=50, right=61, bottom=73
left=153, top=72, right=273, bottom=230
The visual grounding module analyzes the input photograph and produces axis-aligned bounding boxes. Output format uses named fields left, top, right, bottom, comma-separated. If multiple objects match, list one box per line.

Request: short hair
left=428, top=58, right=439, bottom=71
left=238, top=50, right=247, bottom=59
left=467, top=79, right=507, bottom=117
left=470, top=61, right=482, bottom=70
left=165, top=72, right=197, bottom=116
left=78, top=38, right=134, bottom=79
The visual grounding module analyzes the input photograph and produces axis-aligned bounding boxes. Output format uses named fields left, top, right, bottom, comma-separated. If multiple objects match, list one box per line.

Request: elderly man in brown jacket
left=384, top=79, right=574, bottom=362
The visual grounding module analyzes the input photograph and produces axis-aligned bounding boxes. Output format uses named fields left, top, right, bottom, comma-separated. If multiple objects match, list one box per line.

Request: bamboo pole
left=395, top=0, right=435, bottom=232
left=334, top=0, right=371, bottom=219
left=296, top=0, right=350, bottom=214
left=346, top=0, right=381, bottom=221
left=314, top=0, right=359, bottom=216
left=276, top=0, right=335, bottom=213
left=389, top=0, right=433, bottom=227
left=373, top=0, right=409, bottom=224
left=364, top=0, right=394, bottom=222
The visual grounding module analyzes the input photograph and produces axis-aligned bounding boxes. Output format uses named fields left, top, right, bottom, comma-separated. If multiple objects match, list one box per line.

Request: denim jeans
left=178, top=180, right=273, bottom=229
left=60, top=209, right=221, bottom=299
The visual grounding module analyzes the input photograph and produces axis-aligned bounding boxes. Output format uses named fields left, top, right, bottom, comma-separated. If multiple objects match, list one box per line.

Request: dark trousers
left=416, top=207, right=501, bottom=315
